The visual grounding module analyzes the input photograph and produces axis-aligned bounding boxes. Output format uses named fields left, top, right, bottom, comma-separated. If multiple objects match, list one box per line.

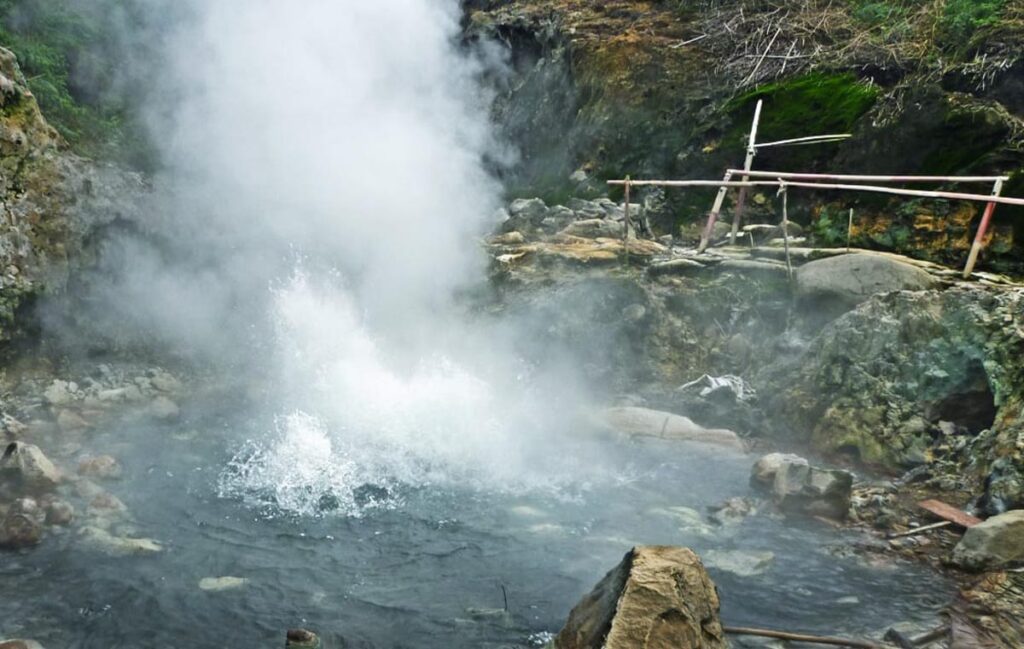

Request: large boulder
left=0, top=442, right=62, bottom=493
left=952, top=510, right=1024, bottom=571
left=749, top=452, right=807, bottom=489
left=772, top=461, right=853, bottom=520
left=599, top=407, right=744, bottom=451
left=750, top=453, right=853, bottom=520
left=554, top=546, right=726, bottom=649
left=795, top=253, right=937, bottom=309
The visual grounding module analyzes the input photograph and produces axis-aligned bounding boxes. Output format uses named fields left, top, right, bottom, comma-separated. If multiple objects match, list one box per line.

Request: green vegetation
left=731, top=73, right=879, bottom=142
left=0, top=0, right=154, bottom=167
left=847, top=0, right=1007, bottom=47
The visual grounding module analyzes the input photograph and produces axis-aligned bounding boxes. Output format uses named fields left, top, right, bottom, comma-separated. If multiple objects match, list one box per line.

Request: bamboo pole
left=963, top=178, right=1005, bottom=278
left=607, top=179, right=1024, bottom=207
left=779, top=183, right=793, bottom=280
left=729, top=169, right=1010, bottom=184
left=847, top=208, right=854, bottom=252
left=623, top=176, right=631, bottom=267
left=723, top=626, right=886, bottom=649
left=729, top=100, right=763, bottom=245
left=697, top=171, right=734, bottom=253
left=755, top=134, right=852, bottom=149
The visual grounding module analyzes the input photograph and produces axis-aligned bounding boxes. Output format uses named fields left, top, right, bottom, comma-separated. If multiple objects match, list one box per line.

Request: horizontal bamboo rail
left=607, top=179, right=1024, bottom=207
left=728, top=169, right=1010, bottom=183
left=754, top=134, right=851, bottom=148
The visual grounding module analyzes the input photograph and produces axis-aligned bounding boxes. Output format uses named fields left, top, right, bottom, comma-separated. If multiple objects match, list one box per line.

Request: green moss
left=729, top=73, right=879, bottom=143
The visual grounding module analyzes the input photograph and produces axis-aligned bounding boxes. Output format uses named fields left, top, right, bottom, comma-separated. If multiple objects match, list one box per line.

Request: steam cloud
left=64, top=0, right=597, bottom=514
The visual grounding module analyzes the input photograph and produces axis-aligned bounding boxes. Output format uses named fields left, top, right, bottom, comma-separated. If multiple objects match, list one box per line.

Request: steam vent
left=1, top=1, right=1023, bottom=647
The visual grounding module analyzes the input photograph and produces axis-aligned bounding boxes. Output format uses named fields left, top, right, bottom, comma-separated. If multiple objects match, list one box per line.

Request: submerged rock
left=199, top=576, right=249, bottom=592
left=554, top=546, right=726, bottom=649
left=703, top=549, right=775, bottom=577
left=149, top=396, right=181, bottom=421
left=78, top=455, right=123, bottom=480
left=0, top=641, right=45, bottom=649
left=79, top=526, right=162, bottom=556
left=0, top=499, right=44, bottom=549
left=0, top=442, right=62, bottom=493
left=952, top=510, right=1024, bottom=571
left=44, top=499, right=74, bottom=526
left=599, top=407, right=744, bottom=451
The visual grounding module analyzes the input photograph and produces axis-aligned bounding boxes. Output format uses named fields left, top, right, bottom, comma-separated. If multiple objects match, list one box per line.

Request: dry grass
left=689, top=0, right=1022, bottom=90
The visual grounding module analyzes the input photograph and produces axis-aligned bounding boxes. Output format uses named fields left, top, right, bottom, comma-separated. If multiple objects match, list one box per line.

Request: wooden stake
left=724, top=626, right=886, bottom=649
left=729, top=99, right=763, bottom=245
left=779, top=182, right=793, bottom=280
left=698, top=171, right=734, bottom=253
left=623, top=176, right=631, bottom=267
left=963, top=178, right=1005, bottom=278
left=847, top=208, right=854, bottom=252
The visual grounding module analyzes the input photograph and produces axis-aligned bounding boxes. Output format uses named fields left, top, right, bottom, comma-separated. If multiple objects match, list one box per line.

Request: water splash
left=219, top=272, right=594, bottom=516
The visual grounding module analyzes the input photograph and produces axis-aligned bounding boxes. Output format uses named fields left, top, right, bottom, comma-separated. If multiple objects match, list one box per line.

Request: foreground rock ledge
left=555, top=546, right=726, bottom=649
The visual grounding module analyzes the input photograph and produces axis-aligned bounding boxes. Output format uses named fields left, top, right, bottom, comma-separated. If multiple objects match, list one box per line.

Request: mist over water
left=87, top=0, right=596, bottom=513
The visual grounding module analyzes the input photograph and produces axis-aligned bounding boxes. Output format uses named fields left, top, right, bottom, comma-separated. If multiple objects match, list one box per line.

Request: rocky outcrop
left=953, top=510, right=1024, bottom=571
left=768, top=286, right=1024, bottom=481
left=599, top=407, right=744, bottom=451
left=0, top=46, right=147, bottom=346
left=554, top=546, right=726, bottom=649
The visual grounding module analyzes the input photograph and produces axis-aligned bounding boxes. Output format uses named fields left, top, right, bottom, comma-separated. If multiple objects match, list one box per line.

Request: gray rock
left=0, top=499, right=44, bottom=549
left=772, top=461, right=853, bottom=520
left=795, top=253, right=937, bottom=308
left=0, top=442, right=62, bottom=492
left=149, top=396, right=181, bottom=421
left=647, top=258, right=706, bottom=276
left=44, top=499, right=74, bottom=526
left=554, top=546, right=727, bottom=649
left=750, top=453, right=807, bottom=489
left=560, top=219, right=624, bottom=239
left=509, top=198, right=549, bottom=221
left=953, top=510, right=1024, bottom=571
left=43, top=380, right=77, bottom=406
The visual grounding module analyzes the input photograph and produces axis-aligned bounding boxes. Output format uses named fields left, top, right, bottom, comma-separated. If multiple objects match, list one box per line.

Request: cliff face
left=467, top=0, right=1024, bottom=274
left=0, top=46, right=145, bottom=345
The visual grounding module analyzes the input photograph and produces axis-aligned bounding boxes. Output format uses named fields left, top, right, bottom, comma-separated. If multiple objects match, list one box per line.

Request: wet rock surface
left=554, top=546, right=726, bottom=649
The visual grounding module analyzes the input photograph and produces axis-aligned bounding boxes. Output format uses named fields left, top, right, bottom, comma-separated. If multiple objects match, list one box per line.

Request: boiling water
left=1, top=392, right=949, bottom=648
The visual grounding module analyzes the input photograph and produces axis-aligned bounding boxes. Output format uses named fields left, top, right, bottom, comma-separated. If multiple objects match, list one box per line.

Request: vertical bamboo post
left=698, top=170, right=734, bottom=253
left=847, top=208, right=854, bottom=252
left=963, top=179, right=1004, bottom=278
left=779, top=182, right=793, bottom=280
left=623, top=176, right=632, bottom=267
left=729, top=99, right=763, bottom=244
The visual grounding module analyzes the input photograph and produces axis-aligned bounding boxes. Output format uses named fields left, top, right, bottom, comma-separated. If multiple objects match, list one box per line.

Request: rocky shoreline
left=484, top=194, right=1024, bottom=647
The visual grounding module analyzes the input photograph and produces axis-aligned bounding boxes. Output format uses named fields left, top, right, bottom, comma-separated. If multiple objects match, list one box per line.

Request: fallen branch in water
left=723, top=626, right=887, bottom=649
